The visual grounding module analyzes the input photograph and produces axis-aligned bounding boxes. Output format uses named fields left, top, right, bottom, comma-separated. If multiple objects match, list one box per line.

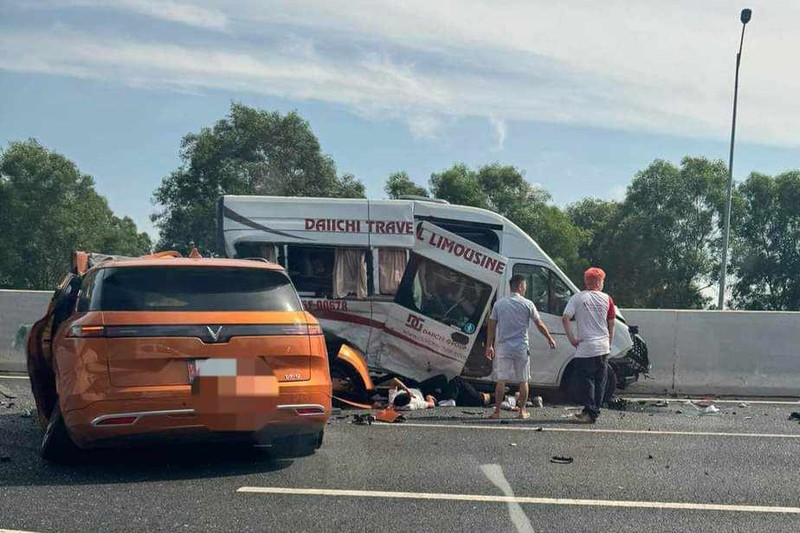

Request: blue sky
left=1, top=1, right=798, bottom=238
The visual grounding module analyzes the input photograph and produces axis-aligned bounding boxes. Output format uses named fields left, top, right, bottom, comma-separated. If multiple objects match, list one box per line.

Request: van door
left=378, top=221, right=508, bottom=382
left=510, top=262, right=574, bottom=385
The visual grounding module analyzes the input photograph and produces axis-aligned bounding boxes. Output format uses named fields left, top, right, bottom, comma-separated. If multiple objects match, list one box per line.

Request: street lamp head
left=741, top=8, right=752, bottom=24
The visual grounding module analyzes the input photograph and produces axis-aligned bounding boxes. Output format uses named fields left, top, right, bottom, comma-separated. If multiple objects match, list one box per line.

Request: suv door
left=377, top=222, right=507, bottom=382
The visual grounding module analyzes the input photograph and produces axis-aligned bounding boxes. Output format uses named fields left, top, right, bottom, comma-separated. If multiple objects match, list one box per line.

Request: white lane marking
left=481, top=464, right=535, bottom=533
left=371, top=422, right=800, bottom=439
left=0, top=529, right=42, bottom=533
left=237, top=486, right=800, bottom=514
left=622, top=397, right=800, bottom=406
left=0, top=375, right=28, bottom=380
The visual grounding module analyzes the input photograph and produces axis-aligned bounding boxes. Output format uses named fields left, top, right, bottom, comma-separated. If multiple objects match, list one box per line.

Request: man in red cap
left=561, top=267, right=616, bottom=423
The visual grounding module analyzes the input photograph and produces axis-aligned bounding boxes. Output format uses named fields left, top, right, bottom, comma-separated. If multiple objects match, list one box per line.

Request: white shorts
left=494, top=356, right=531, bottom=382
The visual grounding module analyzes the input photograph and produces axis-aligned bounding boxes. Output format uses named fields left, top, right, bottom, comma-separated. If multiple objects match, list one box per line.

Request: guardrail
left=0, top=289, right=52, bottom=372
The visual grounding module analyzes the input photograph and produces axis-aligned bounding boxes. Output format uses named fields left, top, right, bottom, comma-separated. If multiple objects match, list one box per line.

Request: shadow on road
left=0, top=412, right=295, bottom=487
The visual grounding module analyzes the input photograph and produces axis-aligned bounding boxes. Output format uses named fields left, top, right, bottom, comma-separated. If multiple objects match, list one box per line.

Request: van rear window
left=95, top=267, right=302, bottom=312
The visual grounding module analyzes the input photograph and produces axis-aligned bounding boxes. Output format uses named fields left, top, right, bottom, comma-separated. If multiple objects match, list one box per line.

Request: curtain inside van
left=333, top=249, right=367, bottom=299
left=378, top=249, right=407, bottom=295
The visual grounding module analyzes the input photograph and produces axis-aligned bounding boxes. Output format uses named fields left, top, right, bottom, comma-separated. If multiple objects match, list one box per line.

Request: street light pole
left=718, top=8, right=752, bottom=310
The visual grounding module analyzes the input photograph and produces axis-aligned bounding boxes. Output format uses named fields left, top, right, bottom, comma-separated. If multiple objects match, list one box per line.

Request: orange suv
left=27, top=251, right=331, bottom=462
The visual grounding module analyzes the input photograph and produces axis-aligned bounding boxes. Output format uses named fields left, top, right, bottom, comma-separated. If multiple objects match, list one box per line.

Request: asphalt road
left=2, top=375, right=800, bottom=533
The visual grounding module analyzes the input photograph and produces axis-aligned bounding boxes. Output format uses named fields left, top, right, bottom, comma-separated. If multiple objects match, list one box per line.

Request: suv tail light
left=68, top=325, right=105, bottom=338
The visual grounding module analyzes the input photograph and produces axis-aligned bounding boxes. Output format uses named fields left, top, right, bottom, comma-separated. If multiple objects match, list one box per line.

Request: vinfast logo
left=406, top=314, right=425, bottom=332
left=206, top=326, right=223, bottom=342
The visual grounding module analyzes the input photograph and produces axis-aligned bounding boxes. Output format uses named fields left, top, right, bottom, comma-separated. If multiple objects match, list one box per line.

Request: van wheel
left=562, top=362, right=617, bottom=406
left=40, top=403, right=80, bottom=463
left=603, top=365, right=618, bottom=406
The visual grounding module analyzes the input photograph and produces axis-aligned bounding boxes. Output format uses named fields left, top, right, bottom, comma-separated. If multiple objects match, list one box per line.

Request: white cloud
left=489, top=116, right=507, bottom=151
left=31, top=0, right=230, bottom=30
left=407, top=115, right=444, bottom=140
left=3, top=0, right=799, bottom=147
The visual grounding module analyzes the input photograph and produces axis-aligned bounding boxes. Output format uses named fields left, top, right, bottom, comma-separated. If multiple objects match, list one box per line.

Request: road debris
left=606, top=398, right=629, bottom=411
left=437, top=399, right=456, bottom=407
left=699, top=405, right=720, bottom=416
left=351, top=414, right=375, bottom=426
left=653, top=400, right=669, bottom=408
left=461, top=411, right=481, bottom=416
left=789, top=412, right=800, bottom=422
left=0, top=385, right=18, bottom=399
left=550, top=456, right=573, bottom=465
left=738, top=402, right=750, bottom=408
left=0, top=455, right=11, bottom=463
left=19, top=409, right=33, bottom=419
left=648, top=454, right=654, bottom=459
left=510, top=443, right=517, bottom=447
left=375, top=408, right=405, bottom=424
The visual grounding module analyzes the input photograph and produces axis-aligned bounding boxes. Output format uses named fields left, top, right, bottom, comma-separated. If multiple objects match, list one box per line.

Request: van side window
left=234, top=242, right=278, bottom=262
left=287, top=246, right=335, bottom=298
left=333, top=249, right=368, bottom=299
left=550, top=275, right=572, bottom=315
left=512, top=264, right=574, bottom=315
left=513, top=264, right=549, bottom=313
left=378, top=248, right=407, bottom=296
left=396, top=253, right=492, bottom=329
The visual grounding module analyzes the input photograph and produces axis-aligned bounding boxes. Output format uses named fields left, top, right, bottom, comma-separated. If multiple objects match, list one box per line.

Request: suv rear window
left=93, top=267, right=302, bottom=312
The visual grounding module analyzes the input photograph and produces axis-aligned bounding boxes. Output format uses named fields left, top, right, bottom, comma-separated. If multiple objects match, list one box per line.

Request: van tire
left=603, top=365, right=618, bottom=406
left=562, top=361, right=617, bottom=406
left=330, top=360, right=368, bottom=405
left=40, top=403, right=80, bottom=463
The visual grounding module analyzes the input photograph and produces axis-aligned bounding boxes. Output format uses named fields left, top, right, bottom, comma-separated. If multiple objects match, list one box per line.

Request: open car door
left=378, top=221, right=508, bottom=382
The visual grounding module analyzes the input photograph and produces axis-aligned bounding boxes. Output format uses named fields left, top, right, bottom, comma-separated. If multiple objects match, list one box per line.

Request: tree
left=0, top=140, right=151, bottom=290
left=595, top=157, right=728, bottom=308
left=384, top=171, right=429, bottom=199
left=731, top=171, right=800, bottom=310
left=152, top=104, right=366, bottom=253
left=567, top=198, right=619, bottom=267
left=429, top=163, right=488, bottom=208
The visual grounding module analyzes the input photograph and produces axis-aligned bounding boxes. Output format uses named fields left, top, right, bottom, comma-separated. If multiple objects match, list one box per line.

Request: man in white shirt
left=486, top=274, right=557, bottom=419
left=561, top=267, right=616, bottom=423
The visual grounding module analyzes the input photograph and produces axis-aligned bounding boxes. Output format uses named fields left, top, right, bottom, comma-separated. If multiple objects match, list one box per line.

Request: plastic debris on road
left=550, top=456, right=574, bottom=465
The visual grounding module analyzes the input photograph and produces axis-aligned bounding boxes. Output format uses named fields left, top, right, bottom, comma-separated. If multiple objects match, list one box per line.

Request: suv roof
left=93, top=257, right=284, bottom=271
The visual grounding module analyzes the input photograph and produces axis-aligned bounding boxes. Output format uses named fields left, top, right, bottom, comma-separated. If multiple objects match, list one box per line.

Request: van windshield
left=94, top=267, right=302, bottom=312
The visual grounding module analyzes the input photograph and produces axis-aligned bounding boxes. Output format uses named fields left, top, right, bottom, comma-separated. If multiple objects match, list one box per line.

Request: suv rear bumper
left=63, top=384, right=331, bottom=449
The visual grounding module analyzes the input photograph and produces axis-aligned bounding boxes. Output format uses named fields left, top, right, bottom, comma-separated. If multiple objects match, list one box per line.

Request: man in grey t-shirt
left=486, top=274, right=556, bottom=419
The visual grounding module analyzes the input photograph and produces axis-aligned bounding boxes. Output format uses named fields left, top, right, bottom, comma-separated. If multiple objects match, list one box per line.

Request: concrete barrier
left=0, top=289, right=52, bottom=372
left=1, top=289, right=798, bottom=397
left=623, top=309, right=800, bottom=397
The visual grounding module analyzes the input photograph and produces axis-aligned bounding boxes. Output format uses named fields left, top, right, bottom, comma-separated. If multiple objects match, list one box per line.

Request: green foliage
left=0, top=139, right=151, bottom=290
left=384, top=171, right=429, bottom=199
left=152, top=103, right=365, bottom=254
left=731, top=171, right=800, bottom=310
left=567, top=198, right=619, bottom=268
left=570, top=157, right=727, bottom=308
